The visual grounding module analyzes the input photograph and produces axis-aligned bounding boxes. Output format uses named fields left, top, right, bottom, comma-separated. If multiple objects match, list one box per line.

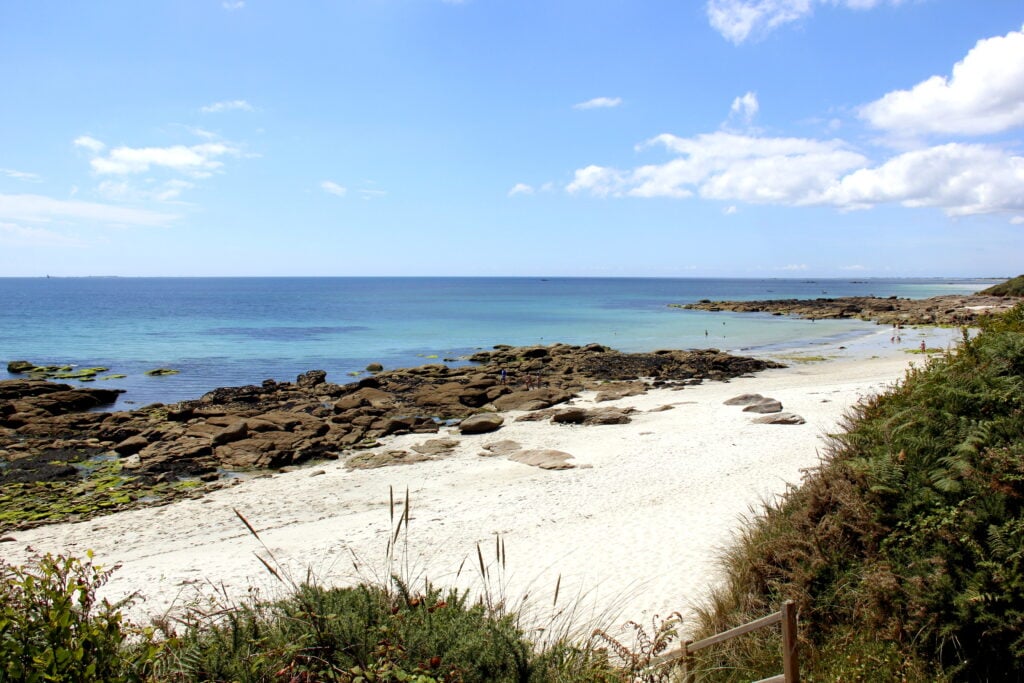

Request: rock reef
left=673, top=294, right=1015, bottom=326
left=0, top=343, right=782, bottom=530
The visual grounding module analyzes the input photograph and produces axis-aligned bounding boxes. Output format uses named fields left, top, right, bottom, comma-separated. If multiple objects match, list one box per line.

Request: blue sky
left=1, top=0, right=1022, bottom=277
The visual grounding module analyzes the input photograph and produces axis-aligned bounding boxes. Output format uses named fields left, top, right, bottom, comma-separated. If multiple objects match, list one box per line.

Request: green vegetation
left=144, top=368, right=179, bottom=377
left=691, top=303, right=1024, bottom=680
left=5, top=304, right=1023, bottom=680
left=978, top=274, right=1024, bottom=297
left=0, top=552, right=164, bottom=682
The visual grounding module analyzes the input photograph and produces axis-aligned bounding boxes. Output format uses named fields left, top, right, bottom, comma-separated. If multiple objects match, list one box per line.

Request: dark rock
left=296, top=370, right=327, bottom=389
left=366, top=362, right=384, bottom=372
left=114, top=435, right=149, bottom=455
left=7, top=361, right=35, bottom=373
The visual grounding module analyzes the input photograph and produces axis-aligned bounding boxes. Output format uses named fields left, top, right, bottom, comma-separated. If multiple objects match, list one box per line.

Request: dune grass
left=688, top=304, right=1024, bottom=680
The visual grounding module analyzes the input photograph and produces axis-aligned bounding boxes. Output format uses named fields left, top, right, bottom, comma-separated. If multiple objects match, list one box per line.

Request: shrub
left=0, top=552, right=163, bottom=682
left=692, top=303, right=1024, bottom=680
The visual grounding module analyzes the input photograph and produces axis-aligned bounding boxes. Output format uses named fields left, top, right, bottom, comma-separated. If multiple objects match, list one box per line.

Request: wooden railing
left=651, top=600, right=799, bottom=683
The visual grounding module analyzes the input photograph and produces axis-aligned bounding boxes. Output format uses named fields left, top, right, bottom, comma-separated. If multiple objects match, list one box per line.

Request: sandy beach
left=0, top=327, right=953, bottom=636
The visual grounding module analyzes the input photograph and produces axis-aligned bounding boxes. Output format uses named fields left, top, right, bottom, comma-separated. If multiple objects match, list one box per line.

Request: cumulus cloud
left=819, top=143, right=1024, bottom=216
left=73, top=136, right=106, bottom=154
left=200, top=99, right=254, bottom=114
left=0, top=193, right=176, bottom=227
left=860, top=24, right=1024, bottom=136
left=222, top=1, right=245, bottom=9
left=707, top=0, right=905, bottom=44
left=728, top=91, right=759, bottom=125
left=90, top=142, right=238, bottom=177
left=320, top=181, right=348, bottom=197
left=508, top=183, right=534, bottom=197
left=573, top=97, right=623, bottom=110
left=568, top=133, right=1024, bottom=218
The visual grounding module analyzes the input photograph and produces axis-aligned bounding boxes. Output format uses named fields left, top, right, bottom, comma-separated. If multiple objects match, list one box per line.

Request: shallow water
left=0, top=276, right=995, bottom=408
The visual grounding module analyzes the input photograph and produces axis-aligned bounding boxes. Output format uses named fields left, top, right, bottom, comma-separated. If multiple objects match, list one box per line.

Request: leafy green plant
left=0, top=552, right=164, bottom=682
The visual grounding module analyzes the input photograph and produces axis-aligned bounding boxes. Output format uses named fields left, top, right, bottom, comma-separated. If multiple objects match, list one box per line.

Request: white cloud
left=568, top=132, right=1024, bottom=219
left=222, top=1, right=245, bottom=9
left=508, top=183, right=534, bottom=197
left=320, top=181, right=348, bottom=197
left=707, top=0, right=904, bottom=44
left=90, top=143, right=238, bottom=177
left=728, top=91, right=759, bottom=125
left=841, top=264, right=868, bottom=270
left=567, top=165, right=629, bottom=197
left=573, top=97, right=623, bottom=110
left=860, top=25, right=1024, bottom=136
left=357, top=189, right=387, bottom=200
left=200, top=99, right=254, bottom=114
left=778, top=263, right=809, bottom=271
left=1012, top=216, right=1024, bottom=225
left=0, top=193, right=176, bottom=227
left=818, top=143, right=1024, bottom=216
left=0, top=221, right=84, bottom=248
left=0, top=168, right=41, bottom=182
left=724, top=205, right=738, bottom=214
left=73, top=136, right=106, bottom=154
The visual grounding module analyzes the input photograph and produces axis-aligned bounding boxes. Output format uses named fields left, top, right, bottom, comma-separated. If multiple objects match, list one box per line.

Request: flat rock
left=508, top=448, right=576, bottom=470
left=724, top=393, right=764, bottom=406
left=345, top=449, right=432, bottom=469
left=594, top=381, right=647, bottom=403
left=411, top=437, right=459, bottom=455
left=754, top=412, right=806, bottom=425
left=480, top=439, right=521, bottom=456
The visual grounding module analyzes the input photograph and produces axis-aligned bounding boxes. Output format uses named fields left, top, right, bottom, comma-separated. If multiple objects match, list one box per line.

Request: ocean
left=0, top=277, right=996, bottom=409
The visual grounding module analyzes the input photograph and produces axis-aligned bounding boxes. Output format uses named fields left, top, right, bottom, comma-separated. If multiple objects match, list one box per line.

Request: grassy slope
left=691, top=304, right=1024, bottom=682
left=978, top=274, right=1024, bottom=297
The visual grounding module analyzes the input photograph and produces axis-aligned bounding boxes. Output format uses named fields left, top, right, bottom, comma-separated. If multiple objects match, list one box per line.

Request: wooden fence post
left=781, top=600, right=799, bottom=683
left=683, top=640, right=695, bottom=683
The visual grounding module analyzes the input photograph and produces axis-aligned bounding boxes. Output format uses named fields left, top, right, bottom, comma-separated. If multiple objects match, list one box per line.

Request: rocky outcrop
left=674, top=294, right=1015, bottom=326
left=1, top=343, right=785, bottom=529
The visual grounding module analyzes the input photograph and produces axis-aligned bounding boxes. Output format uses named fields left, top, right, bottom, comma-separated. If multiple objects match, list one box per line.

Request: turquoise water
left=0, top=277, right=996, bottom=408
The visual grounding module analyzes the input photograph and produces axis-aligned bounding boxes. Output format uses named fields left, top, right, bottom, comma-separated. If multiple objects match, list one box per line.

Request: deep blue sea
left=0, top=277, right=997, bottom=409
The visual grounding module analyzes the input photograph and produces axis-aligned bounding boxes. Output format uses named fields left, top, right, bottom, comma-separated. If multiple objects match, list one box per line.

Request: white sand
left=0, top=328, right=953, bottom=634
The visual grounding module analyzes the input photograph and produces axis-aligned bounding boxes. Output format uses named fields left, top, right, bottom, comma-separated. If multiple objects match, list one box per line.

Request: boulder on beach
left=459, top=413, right=504, bottom=434
left=754, top=412, right=806, bottom=425
left=724, top=393, right=764, bottom=406
left=743, top=398, right=783, bottom=414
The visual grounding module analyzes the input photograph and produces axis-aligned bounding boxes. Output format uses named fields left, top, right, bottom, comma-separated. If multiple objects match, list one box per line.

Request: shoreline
left=0, top=336, right=944, bottom=631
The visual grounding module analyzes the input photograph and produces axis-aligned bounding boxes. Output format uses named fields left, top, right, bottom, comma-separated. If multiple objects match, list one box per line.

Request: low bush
left=0, top=552, right=163, bottom=682
left=691, top=304, right=1024, bottom=680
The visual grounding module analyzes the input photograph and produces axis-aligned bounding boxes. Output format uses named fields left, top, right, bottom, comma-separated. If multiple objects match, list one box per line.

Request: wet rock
left=296, top=369, right=327, bottom=389
left=114, top=435, right=149, bottom=455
